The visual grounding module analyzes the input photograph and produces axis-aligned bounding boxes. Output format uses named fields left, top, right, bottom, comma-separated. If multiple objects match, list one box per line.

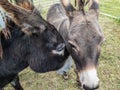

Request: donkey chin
left=79, top=68, right=99, bottom=90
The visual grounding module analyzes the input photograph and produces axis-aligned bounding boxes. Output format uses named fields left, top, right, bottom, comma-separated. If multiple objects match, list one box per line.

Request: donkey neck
left=0, top=40, right=29, bottom=77
left=0, top=31, right=30, bottom=77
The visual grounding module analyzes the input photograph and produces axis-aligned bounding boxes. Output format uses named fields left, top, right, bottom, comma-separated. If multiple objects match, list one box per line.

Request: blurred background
left=5, top=0, right=120, bottom=90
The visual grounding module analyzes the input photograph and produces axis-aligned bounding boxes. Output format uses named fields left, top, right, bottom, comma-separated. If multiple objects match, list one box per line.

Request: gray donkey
left=47, top=0, right=104, bottom=89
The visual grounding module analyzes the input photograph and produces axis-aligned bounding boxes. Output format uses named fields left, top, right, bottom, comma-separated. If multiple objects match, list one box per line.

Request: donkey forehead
left=72, top=12, right=97, bottom=25
left=68, top=22, right=102, bottom=44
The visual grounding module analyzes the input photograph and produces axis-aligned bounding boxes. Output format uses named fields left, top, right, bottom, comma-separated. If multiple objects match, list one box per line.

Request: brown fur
left=14, top=0, right=34, bottom=10
left=0, top=0, right=33, bottom=27
left=0, top=0, right=51, bottom=35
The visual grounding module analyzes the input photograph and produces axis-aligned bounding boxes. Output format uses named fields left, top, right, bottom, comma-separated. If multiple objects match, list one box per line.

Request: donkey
left=47, top=0, right=104, bottom=89
left=0, top=0, right=69, bottom=89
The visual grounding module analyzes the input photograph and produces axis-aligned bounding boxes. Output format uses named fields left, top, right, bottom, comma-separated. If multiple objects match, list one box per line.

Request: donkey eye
left=70, top=44, right=76, bottom=49
left=68, top=41, right=77, bottom=50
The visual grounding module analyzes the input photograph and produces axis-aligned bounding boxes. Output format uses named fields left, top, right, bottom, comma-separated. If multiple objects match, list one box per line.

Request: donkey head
left=61, top=0, right=104, bottom=89
left=0, top=0, right=67, bottom=66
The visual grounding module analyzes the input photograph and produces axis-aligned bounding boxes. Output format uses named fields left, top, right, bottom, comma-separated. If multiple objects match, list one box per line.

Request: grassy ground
left=4, top=0, right=120, bottom=90
left=100, top=0, right=120, bottom=19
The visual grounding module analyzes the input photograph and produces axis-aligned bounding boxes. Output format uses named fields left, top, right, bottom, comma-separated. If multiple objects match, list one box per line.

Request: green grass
left=100, top=0, right=120, bottom=20
left=4, top=0, right=120, bottom=90
left=98, top=15, right=120, bottom=90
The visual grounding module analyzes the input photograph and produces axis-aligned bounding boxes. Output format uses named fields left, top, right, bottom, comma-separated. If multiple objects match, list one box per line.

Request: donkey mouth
left=83, top=84, right=99, bottom=90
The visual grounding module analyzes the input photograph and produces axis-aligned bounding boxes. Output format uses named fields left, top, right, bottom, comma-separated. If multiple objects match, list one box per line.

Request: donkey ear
left=14, top=0, right=34, bottom=11
left=88, top=0, right=99, bottom=18
left=0, top=0, right=33, bottom=26
left=61, top=0, right=75, bottom=18
left=0, top=0, right=47, bottom=33
left=76, top=0, right=85, bottom=11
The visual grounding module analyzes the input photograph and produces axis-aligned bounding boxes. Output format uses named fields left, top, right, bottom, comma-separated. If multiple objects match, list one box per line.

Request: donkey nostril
left=83, top=84, right=86, bottom=89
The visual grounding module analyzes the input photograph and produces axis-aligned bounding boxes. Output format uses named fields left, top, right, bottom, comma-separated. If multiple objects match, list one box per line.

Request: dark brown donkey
left=0, top=0, right=69, bottom=89
left=47, top=0, right=105, bottom=89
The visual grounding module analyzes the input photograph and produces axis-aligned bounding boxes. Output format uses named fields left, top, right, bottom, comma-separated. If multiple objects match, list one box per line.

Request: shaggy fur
left=0, top=0, right=69, bottom=89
